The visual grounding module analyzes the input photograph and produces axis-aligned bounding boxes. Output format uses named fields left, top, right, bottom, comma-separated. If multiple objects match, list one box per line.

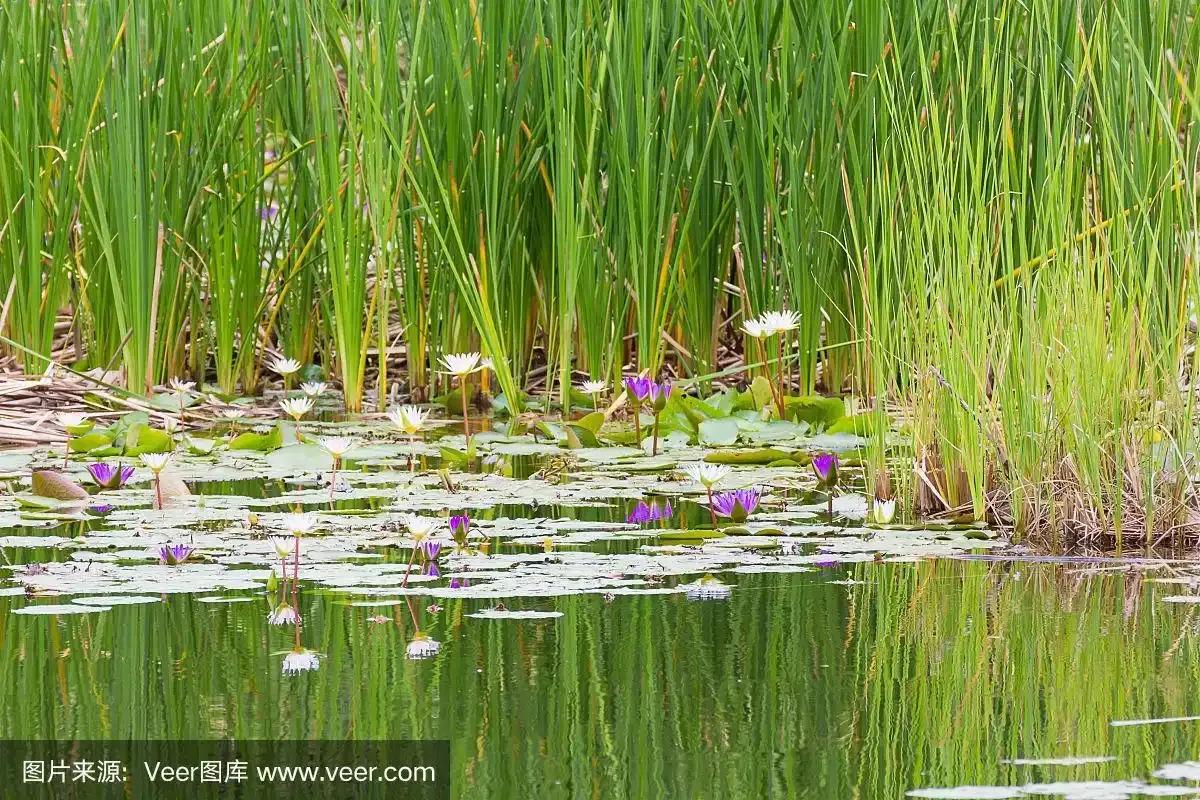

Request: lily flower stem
left=827, top=492, right=833, bottom=521
left=651, top=414, right=661, bottom=456
left=292, top=535, right=301, bottom=604
left=775, top=335, right=787, bottom=418
left=154, top=474, right=163, bottom=511
left=460, top=375, right=471, bottom=439
left=400, top=541, right=419, bottom=588
left=632, top=402, right=642, bottom=445
left=409, top=434, right=416, bottom=473
left=706, top=487, right=716, bottom=527
left=403, top=596, right=421, bottom=631
left=754, top=338, right=783, bottom=415
left=329, top=458, right=340, bottom=501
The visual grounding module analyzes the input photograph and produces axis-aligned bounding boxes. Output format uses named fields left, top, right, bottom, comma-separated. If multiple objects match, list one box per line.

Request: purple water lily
left=86, top=503, right=114, bottom=517
left=449, top=577, right=470, bottom=590
left=259, top=204, right=279, bottom=221
left=648, top=379, right=672, bottom=412
left=159, top=543, right=194, bottom=566
left=622, top=375, right=652, bottom=402
left=626, top=499, right=673, bottom=525
left=710, top=488, right=761, bottom=523
left=422, top=539, right=443, bottom=561
left=86, top=462, right=135, bottom=490
left=812, top=453, right=839, bottom=487
left=449, top=514, right=470, bottom=538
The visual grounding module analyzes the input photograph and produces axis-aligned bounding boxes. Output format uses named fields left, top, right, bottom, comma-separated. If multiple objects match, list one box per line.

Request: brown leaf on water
left=154, top=469, right=191, bottom=510
left=31, top=469, right=88, bottom=501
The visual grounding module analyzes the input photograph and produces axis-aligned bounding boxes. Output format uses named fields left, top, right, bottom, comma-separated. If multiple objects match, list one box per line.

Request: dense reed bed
left=1, top=0, right=1198, bottom=542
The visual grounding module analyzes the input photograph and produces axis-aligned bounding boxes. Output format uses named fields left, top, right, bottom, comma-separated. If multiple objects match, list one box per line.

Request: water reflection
left=3, top=560, right=1200, bottom=797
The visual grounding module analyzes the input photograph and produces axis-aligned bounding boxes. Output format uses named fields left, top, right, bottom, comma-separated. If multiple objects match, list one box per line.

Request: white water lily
left=268, top=605, right=300, bottom=626
left=682, top=462, right=731, bottom=489
left=684, top=574, right=732, bottom=601
left=279, top=513, right=317, bottom=536
left=438, top=352, right=482, bottom=376
left=871, top=498, right=897, bottom=525
left=161, top=416, right=180, bottom=434
left=169, top=378, right=195, bottom=393
left=319, top=436, right=355, bottom=459
left=387, top=405, right=429, bottom=435
left=220, top=407, right=246, bottom=420
left=270, top=536, right=297, bottom=558
left=279, top=396, right=314, bottom=420
left=57, top=412, right=91, bottom=432
left=139, top=452, right=172, bottom=473
left=403, top=514, right=439, bottom=540
left=300, top=381, right=327, bottom=397
left=281, top=649, right=320, bottom=675
left=580, top=380, right=608, bottom=395
left=405, top=634, right=441, bottom=660
left=270, top=356, right=302, bottom=377
left=740, top=318, right=768, bottom=339
left=759, top=310, right=800, bottom=335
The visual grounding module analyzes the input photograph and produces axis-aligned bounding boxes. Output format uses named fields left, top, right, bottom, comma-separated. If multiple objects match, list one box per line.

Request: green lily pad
left=704, top=448, right=794, bottom=465
left=265, top=443, right=333, bottom=472
left=698, top=417, right=740, bottom=447
left=229, top=425, right=284, bottom=452
left=784, top=395, right=845, bottom=427
left=69, top=431, right=115, bottom=453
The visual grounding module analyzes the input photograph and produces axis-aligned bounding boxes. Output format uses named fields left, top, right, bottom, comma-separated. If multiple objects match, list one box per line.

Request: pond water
left=4, top=419, right=1200, bottom=798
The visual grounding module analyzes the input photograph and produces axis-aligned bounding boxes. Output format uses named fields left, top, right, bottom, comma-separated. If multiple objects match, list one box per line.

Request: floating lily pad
left=466, top=609, right=563, bottom=619
left=14, top=603, right=111, bottom=615
left=73, top=595, right=162, bottom=606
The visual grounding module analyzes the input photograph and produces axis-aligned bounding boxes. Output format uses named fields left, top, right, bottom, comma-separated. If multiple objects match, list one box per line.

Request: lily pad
left=31, top=470, right=89, bottom=501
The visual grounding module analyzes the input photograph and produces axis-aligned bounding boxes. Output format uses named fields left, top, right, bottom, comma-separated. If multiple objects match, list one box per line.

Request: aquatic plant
left=86, top=503, right=114, bottom=517
left=580, top=380, right=608, bottom=411
left=318, top=437, right=355, bottom=497
left=57, top=413, right=92, bottom=466
left=449, top=514, right=471, bottom=546
left=140, top=453, right=172, bottom=511
left=872, top=499, right=897, bottom=526
left=648, top=379, right=672, bottom=456
left=682, top=463, right=731, bottom=525
left=403, top=515, right=438, bottom=540
left=812, top=453, right=838, bottom=487
left=626, top=499, right=673, bottom=525
left=623, top=375, right=652, bottom=446
left=158, top=543, right=194, bottom=566
left=812, top=453, right=838, bottom=519
left=405, top=633, right=441, bottom=660
left=300, top=382, right=327, bottom=398
left=57, top=413, right=93, bottom=435
left=684, top=574, right=732, bottom=601
left=268, top=604, right=300, bottom=626
left=388, top=405, right=430, bottom=470
left=439, top=353, right=483, bottom=438
left=421, top=540, right=443, bottom=561
left=270, top=357, right=302, bottom=390
left=220, top=408, right=246, bottom=434
left=281, top=648, right=319, bottom=676
left=86, top=463, right=134, bottom=490
left=279, top=397, right=314, bottom=422
left=710, top=489, right=760, bottom=524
